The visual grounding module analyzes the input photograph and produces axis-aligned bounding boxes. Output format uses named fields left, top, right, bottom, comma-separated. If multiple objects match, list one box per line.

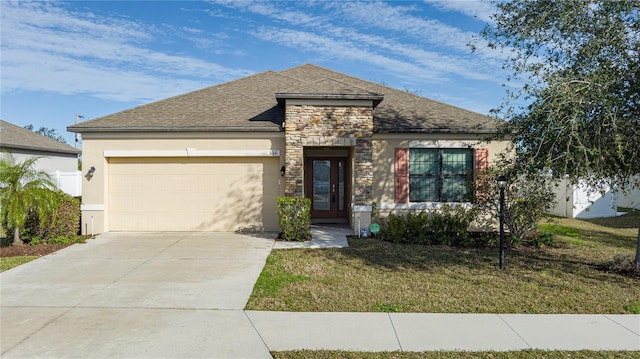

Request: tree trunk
left=635, top=225, right=640, bottom=271
left=12, top=227, right=23, bottom=246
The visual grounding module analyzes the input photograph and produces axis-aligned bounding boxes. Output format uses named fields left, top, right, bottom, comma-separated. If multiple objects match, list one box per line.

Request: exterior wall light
left=496, top=175, right=508, bottom=269
left=280, top=166, right=285, bottom=177
left=87, top=166, right=96, bottom=179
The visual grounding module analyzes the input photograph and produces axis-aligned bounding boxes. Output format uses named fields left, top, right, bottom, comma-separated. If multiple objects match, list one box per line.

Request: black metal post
left=499, top=185, right=505, bottom=270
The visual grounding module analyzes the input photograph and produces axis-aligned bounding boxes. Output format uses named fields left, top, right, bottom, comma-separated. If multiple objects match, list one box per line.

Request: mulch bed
left=0, top=243, right=75, bottom=257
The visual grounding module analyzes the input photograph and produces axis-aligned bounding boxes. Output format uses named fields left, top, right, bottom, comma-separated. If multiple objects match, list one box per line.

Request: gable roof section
left=69, top=70, right=304, bottom=132
left=0, top=120, right=81, bottom=155
left=278, top=65, right=497, bottom=133
left=276, top=78, right=384, bottom=107
left=68, top=64, right=498, bottom=134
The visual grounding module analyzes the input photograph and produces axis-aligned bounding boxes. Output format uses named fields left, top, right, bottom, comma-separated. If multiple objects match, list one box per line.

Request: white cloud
left=321, top=27, right=497, bottom=82
left=234, top=0, right=504, bottom=85
left=0, top=1, right=251, bottom=102
left=210, top=0, right=323, bottom=26
left=325, top=1, right=475, bottom=52
left=254, top=27, right=447, bottom=82
left=424, top=0, right=496, bottom=24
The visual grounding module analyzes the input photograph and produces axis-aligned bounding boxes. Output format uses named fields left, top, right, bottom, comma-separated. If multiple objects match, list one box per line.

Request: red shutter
left=474, top=148, right=489, bottom=172
left=395, top=148, right=409, bottom=203
left=474, top=148, right=489, bottom=202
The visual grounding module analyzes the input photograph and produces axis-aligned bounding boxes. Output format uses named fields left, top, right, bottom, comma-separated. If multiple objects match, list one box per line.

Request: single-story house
left=1, top=119, right=82, bottom=196
left=68, top=64, right=509, bottom=235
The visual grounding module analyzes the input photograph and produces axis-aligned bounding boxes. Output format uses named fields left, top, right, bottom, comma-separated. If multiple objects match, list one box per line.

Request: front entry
left=306, top=157, right=348, bottom=221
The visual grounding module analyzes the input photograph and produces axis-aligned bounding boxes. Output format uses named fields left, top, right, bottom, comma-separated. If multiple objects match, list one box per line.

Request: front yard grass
left=271, top=350, right=639, bottom=358
left=0, top=256, right=38, bottom=272
left=246, top=210, right=639, bottom=314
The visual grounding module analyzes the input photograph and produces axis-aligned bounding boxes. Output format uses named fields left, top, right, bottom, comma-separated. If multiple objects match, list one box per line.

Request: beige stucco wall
left=371, top=133, right=511, bottom=217
left=80, top=132, right=285, bottom=234
left=79, top=130, right=509, bottom=234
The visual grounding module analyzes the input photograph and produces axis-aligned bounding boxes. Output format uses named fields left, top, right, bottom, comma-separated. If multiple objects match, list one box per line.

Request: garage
left=107, top=156, right=280, bottom=232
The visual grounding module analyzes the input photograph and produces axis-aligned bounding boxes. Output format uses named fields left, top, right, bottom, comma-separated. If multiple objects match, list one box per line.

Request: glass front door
left=308, top=158, right=347, bottom=219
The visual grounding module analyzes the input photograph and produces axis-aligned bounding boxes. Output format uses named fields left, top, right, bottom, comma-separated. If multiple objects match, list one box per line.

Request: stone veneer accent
left=284, top=104, right=373, bottom=206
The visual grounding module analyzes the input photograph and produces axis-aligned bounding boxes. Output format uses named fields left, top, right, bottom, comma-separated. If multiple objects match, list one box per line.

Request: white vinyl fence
left=51, top=171, right=82, bottom=197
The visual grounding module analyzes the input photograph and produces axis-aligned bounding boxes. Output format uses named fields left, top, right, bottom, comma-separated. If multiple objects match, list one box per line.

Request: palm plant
left=0, top=152, right=56, bottom=245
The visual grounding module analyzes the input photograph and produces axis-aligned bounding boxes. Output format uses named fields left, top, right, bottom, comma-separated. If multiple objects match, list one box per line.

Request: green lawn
left=0, top=256, right=38, bottom=272
left=246, top=211, right=639, bottom=314
left=271, top=350, right=639, bottom=358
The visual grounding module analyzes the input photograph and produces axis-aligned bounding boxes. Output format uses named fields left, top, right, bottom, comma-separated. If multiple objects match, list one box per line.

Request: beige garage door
left=108, top=157, right=279, bottom=232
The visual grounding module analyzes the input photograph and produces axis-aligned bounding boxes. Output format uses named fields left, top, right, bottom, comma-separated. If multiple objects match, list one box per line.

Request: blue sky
left=1, top=0, right=509, bottom=146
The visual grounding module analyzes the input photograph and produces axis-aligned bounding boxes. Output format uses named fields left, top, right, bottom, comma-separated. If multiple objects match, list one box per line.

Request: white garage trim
left=104, top=149, right=281, bottom=157
left=81, top=204, right=105, bottom=211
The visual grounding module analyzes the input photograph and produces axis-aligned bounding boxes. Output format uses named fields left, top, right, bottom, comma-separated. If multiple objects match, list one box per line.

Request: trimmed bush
left=378, top=213, right=408, bottom=243
left=22, top=189, right=80, bottom=244
left=277, top=197, right=311, bottom=242
left=379, top=204, right=478, bottom=246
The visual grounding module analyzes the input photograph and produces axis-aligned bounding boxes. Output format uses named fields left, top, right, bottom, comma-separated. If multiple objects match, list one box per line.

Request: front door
left=307, top=158, right=347, bottom=219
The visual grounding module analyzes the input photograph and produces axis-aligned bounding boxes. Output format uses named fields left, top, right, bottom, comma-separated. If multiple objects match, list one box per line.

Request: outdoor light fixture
left=87, top=166, right=96, bottom=178
left=497, top=175, right=508, bottom=190
left=280, top=166, right=285, bottom=177
left=497, top=175, right=507, bottom=270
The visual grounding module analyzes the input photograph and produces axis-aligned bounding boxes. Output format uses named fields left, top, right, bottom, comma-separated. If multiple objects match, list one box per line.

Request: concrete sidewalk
left=246, top=311, right=640, bottom=352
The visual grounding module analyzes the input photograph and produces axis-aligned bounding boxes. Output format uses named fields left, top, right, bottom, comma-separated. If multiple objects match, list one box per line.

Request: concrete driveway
left=1, top=232, right=276, bottom=358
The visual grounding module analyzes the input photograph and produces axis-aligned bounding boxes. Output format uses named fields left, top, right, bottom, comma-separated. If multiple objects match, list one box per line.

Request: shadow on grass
left=316, top=237, right=627, bottom=285
left=314, top=237, right=495, bottom=272
left=583, top=209, right=640, bottom=229
left=576, top=228, right=636, bottom=249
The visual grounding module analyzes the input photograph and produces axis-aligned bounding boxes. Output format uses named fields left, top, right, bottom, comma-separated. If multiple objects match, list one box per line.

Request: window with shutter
left=394, top=147, right=486, bottom=203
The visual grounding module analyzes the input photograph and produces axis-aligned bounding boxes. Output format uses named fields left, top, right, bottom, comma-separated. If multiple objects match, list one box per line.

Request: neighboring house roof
left=68, top=64, right=499, bottom=134
left=0, top=120, right=81, bottom=155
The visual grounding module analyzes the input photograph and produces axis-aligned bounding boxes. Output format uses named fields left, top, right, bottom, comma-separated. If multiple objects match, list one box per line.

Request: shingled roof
left=68, top=64, right=498, bottom=134
left=0, top=120, right=81, bottom=155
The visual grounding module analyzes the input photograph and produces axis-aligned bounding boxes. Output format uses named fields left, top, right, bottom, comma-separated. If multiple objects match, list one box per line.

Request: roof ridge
left=280, top=76, right=380, bottom=95
left=297, top=65, right=492, bottom=118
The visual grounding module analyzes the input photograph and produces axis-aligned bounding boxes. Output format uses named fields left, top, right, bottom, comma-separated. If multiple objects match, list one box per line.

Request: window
left=409, top=148, right=473, bottom=202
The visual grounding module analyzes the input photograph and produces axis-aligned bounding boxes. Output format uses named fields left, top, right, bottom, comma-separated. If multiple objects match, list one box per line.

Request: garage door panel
left=108, top=157, right=278, bottom=232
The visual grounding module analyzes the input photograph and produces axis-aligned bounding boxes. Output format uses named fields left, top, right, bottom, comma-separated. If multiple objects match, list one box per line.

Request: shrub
left=379, top=204, right=478, bottom=246
left=378, top=213, right=407, bottom=243
left=606, top=254, right=640, bottom=277
left=22, top=189, right=80, bottom=244
left=277, top=197, right=311, bottom=242
left=405, top=211, right=431, bottom=244
left=525, top=229, right=558, bottom=247
left=475, top=153, right=556, bottom=241
left=429, top=204, right=478, bottom=246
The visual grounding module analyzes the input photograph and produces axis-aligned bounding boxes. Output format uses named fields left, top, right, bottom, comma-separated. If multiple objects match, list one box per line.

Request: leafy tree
left=474, top=149, right=556, bottom=242
left=0, top=152, right=56, bottom=245
left=24, top=124, right=67, bottom=144
left=477, top=0, right=640, bottom=269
